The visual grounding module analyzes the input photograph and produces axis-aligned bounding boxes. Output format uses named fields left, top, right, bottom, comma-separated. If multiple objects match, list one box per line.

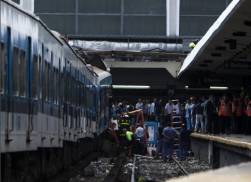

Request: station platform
left=190, top=133, right=251, bottom=168
left=169, top=162, right=251, bottom=182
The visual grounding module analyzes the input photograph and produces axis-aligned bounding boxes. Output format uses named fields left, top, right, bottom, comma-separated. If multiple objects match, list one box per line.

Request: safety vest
left=218, top=100, right=231, bottom=117
left=232, top=99, right=242, bottom=117
left=118, top=118, right=129, bottom=126
left=126, top=131, right=133, bottom=141
left=246, top=101, right=251, bottom=117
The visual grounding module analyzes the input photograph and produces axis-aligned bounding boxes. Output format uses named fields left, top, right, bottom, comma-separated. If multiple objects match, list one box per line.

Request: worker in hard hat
left=189, top=40, right=199, bottom=49
left=189, top=42, right=196, bottom=49
left=126, top=125, right=134, bottom=157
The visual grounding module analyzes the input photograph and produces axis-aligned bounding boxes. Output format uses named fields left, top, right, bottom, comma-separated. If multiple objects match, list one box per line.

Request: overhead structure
left=71, top=40, right=186, bottom=78
left=179, top=0, right=251, bottom=77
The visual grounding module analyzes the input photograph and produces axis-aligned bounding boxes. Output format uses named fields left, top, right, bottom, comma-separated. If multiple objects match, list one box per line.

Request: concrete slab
left=168, top=162, right=251, bottom=182
left=190, top=133, right=251, bottom=168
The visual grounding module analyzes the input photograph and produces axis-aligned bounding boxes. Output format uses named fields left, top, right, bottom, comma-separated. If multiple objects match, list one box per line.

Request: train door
left=5, top=27, right=12, bottom=143
left=0, top=28, right=6, bottom=181
left=27, top=36, right=32, bottom=142
left=0, top=40, right=2, bottom=182
left=62, top=59, right=70, bottom=137
left=58, top=58, right=61, bottom=142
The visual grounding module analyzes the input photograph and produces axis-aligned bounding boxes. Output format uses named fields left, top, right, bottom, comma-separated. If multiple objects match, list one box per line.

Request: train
left=0, top=0, right=112, bottom=153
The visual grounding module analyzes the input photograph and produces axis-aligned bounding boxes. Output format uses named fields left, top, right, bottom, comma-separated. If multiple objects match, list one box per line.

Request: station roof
left=179, top=0, right=251, bottom=77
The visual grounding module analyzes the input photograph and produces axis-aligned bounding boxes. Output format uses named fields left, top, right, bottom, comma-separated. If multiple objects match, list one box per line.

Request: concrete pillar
left=208, top=141, right=213, bottom=166
left=166, top=0, right=180, bottom=37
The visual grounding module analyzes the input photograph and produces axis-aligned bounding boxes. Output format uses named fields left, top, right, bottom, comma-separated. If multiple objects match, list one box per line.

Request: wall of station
left=34, top=0, right=232, bottom=39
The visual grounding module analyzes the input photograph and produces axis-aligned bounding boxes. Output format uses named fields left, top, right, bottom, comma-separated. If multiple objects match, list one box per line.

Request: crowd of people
left=107, top=93, right=251, bottom=160
left=111, top=94, right=251, bottom=135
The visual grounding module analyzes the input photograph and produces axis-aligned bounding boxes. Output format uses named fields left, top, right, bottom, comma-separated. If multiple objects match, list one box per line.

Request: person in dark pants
left=155, top=126, right=163, bottom=158
left=245, top=99, right=251, bottom=135
left=204, top=96, right=216, bottom=134
left=162, top=123, right=179, bottom=161
left=232, top=96, right=243, bottom=134
left=134, top=125, right=147, bottom=155
left=164, top=100, right=173, bottom=126
left=178, top=124, right=191, bottom=160
left=218, top=96, right=232, bottom=134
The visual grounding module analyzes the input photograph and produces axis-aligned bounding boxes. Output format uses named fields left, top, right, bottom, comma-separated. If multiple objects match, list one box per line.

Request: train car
left=92, top=66, right=112, bottom=135
left=0, top=0, right=111, bottom=153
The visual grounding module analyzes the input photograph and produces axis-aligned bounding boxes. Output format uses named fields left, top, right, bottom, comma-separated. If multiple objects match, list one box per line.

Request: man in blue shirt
left=162, top=123, right=179, bottom=161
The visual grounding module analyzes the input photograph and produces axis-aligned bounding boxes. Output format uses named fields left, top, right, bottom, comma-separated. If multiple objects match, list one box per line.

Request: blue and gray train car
left=0, top=0, right=111, bottom=155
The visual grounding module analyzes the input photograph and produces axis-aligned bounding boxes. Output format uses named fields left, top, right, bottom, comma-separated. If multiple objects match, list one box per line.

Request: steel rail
left=172, top=157, right=189, bottom=176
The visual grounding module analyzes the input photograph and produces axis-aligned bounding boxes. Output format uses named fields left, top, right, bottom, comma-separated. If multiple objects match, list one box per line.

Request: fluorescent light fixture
left=185, top=85, right=189, bottom=89
left=112, top=85, right=151, bottom=89
left=210, top=86, right=229, bottom=90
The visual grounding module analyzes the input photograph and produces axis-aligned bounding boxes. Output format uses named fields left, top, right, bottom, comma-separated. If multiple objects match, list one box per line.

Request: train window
left=49, top=52, right=54, bottom=102
left=52, top=68, right=57, bottom=103
left=19, top=50, right=26, bottom=97
left=64, top=72, right=68, bottom=103
left=38, top=56, right=42, bottom=99
left=12, top=0, right=20, bottom=4
left=54, top=68, right=57, bottom=104
left=44, top=62, right=49, bottom=101
left=50, top=67, right=54, bottom=102
left=12, top=47, right=19, bottom=96
left=47, top=63, right=50, bottom=101
left=0, top=43, right=6, bottom=93
left=32, top=55, right=39, bottom=99
left=71, top=77, right=74, bottom=105
left=57, top=69, right=60, bottom=104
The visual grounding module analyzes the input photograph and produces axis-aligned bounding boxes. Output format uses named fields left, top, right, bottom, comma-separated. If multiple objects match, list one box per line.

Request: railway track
left=103, top=153, right=127, bottom=182
left=172, top=157, right=189, bottom=176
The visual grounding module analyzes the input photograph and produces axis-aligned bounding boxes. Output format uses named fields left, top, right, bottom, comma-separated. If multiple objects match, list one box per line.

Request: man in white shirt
left=135, top=98, right=143, bottom=110
left=149, top=99, right=157, bottom=120
left=165, top=100, right=173, bottom=115
left=164, top=100, right=173, bottom=125
left=172, top=100, right=180, bottom=115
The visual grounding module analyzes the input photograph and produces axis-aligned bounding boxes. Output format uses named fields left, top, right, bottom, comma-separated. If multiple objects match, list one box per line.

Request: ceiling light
left=112, top=85, right=151, bottom=89
left=210, top=86, right=229, bottom=90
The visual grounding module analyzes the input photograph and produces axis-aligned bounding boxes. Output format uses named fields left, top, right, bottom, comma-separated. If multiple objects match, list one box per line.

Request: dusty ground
left=134, top=155, right=210, bottom=182
left=49, top=154, right=210, bottom=182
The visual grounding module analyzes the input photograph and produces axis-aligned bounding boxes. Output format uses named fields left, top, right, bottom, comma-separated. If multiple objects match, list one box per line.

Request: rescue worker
left=118, top=115, right=131, bottom=150
left=99, top=121, right=120, bottom=156
left=105, top=121, right=120, bottom=145
left=134, top=124, right=147, bottom=155
left=245, top=98, right=251, bottom=135
left=162, top=122, right=179, bottom=161
left=126, top=126, right=134, bottom=157
left=118, top=114, right=130, bottom=130
left=218, top=95, right=232, bottom=134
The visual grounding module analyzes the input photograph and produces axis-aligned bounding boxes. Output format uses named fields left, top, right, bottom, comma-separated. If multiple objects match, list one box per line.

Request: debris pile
left=68, top=158, right=115, bottom=182
left=134, top=155, right=211, bottom=182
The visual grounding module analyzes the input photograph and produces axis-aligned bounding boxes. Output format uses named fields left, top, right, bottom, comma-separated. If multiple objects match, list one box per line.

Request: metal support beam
left=166, top=0, right=180, bottom=37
